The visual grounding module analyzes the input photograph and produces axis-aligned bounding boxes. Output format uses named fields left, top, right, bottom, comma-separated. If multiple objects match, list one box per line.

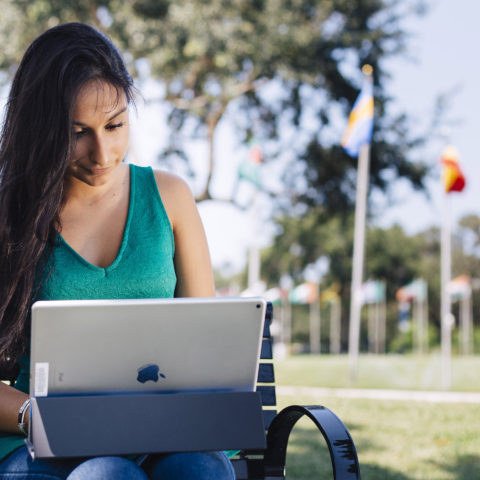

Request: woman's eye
left=106, top=122, right=124, bottom=131
left=74, top=129, right=87, bottom=137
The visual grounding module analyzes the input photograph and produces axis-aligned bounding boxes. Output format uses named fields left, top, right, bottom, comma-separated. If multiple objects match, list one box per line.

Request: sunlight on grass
left=274, top=355, right=480, bottom=479
left=274, top=354, right=480, bottom=391
left=277, top=394, right=480, bottom=480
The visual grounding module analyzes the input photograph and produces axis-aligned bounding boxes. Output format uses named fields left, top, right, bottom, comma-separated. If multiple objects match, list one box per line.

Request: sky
left=376, top=0, right=479, bottom=234
left=131, top=0, right=480, bottom=275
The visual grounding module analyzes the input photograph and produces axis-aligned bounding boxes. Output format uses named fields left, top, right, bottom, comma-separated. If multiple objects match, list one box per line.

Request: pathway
left=277, top=385, right=480, bottom=403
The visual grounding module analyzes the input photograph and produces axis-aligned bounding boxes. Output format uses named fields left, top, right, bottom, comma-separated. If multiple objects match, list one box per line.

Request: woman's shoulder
left=152, top=168, right=190, bottom=190
left=150, top=169, right=196, bottom=228
left=152, top=169, right=192, bottom=195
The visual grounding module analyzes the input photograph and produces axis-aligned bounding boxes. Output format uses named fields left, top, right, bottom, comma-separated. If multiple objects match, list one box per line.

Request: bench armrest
left=263, top=405, right=361, bottom=480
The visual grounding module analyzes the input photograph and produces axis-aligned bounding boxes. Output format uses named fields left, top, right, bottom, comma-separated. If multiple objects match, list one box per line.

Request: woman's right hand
left=0, top=382, right=29, bottom=435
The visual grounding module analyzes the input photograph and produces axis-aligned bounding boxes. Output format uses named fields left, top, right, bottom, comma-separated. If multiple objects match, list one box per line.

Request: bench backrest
left=257, top=302, right=276, bottom=429
left=231, top=301, right=275, bottom=479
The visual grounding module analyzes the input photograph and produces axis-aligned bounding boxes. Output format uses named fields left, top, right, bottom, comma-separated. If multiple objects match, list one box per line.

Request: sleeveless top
left=0, top=164, right=177, bottom=461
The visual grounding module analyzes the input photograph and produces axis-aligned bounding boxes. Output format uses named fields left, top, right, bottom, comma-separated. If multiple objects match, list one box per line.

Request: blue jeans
left=0, top=447, right=235, bottom=479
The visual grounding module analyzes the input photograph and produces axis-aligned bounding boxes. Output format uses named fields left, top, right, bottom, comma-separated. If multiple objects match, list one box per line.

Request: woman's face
left=66, top=80, right=130, bottom=188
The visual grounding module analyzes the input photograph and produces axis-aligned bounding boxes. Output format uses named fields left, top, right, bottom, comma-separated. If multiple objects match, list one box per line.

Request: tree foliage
left=0, top=0, right=430, bottom=207
left=261, top=212, right=480, bottom=350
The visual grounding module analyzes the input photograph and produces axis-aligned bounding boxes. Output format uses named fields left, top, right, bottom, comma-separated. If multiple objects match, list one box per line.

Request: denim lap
left=143, top=451, right=235, bottom=480
left=0, top=447, right=235, bottom=480
left=67, top=456, right=149, bottom=480
left=0, top=446, right=79, bottom=479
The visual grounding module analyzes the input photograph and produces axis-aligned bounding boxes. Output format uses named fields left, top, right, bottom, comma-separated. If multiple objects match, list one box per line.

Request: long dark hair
left=0, top=23, right=135, bottom=368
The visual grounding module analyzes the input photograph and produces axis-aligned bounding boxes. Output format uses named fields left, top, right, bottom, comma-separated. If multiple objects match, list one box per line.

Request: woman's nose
left=91, top=135, right=110, bottom=165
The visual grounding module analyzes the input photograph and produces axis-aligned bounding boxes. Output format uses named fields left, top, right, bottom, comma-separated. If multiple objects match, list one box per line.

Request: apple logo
left=137, top=364, right=166, bottom=384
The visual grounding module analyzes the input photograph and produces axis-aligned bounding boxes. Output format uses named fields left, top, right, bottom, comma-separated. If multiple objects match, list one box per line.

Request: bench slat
left=257, top=363, right=274, bottom=383
left=260, top=339, right=272, bottom=360
left=231, top=459, right=248, bottom=479
left=262, top=409, right=277, bottom=430
left=265, top=302, right=273, bottom=322
left=262, top=317, right=271, bottom=339
left=231, top=458, right=266, bottom=480
left=257, top=386, right=276, bottom=406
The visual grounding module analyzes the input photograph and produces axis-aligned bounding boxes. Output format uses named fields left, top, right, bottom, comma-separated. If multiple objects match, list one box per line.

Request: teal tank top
left=40, top=164, right=176, bottom=301
left=0, top=164, right=177, bottom=461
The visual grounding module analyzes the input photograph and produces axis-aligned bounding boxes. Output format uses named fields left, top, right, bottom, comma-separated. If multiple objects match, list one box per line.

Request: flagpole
left=440, top=191, right=452, bottom=389
left=340, top=65, right=374, bottom=381
left=309, top=286, right=321, bottom=354
left=348, top=141, right=370, bottom=381
left=439, top=144, right=465, bottom=388
left=241, top=140, right=263, bottom=294
left=330, top=298, right=341, bottom=354
left=247, top=191, right=261, bottom=292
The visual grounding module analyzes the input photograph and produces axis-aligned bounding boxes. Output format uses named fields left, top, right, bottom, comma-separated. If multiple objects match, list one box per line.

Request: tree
left=0, top=1, right=105, bottom=72
left=261, top=208, right=353, bottom=286
left=457, top=214, right=480, bottom=258
left=0, top=0, right=431, bottom=208
left=121, top=0, right=430, bottom=208
left=260, top=210, right=480, bottom=350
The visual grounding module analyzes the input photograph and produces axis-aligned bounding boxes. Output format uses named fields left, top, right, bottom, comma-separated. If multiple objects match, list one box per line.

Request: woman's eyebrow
left=106, top=107, right=128, bottom=122
left=72, top=107, right=128, bottom=126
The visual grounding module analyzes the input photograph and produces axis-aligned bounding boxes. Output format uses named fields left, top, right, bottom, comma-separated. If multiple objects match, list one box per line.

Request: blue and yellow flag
left=341, top=69, right=374, bottom=158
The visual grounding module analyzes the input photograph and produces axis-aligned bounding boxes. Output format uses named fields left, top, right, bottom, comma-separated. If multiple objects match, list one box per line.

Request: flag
left=447, top=275, right=471, bottom=301
left=238, top=139, right=262, bottom=188
left=263, top=287, right=285, bottom=305
left=320, top=283, right=341, bottom=305
left=289, top=282, right=318, bottom=304
left=396, top=278, right=427, bottom=303
left=341, top=69, right=374, bottom=157
left=359, top=279, right=385, bottom=305
left=441, top=145, right=465, bottom=193
left=398, top=301, right=411, bottom=332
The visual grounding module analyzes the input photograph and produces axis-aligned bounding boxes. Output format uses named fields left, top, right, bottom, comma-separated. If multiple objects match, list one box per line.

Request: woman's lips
left=89, top=166, right=111, bottom=175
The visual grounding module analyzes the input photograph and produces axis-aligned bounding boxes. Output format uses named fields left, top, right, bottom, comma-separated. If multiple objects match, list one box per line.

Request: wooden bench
left=1, top=302, right=360, bottom=478
left=230, top=302, right=361, bottom=479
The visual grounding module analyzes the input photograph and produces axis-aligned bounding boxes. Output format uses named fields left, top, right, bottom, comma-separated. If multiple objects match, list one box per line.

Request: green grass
left=274, top=354, right=480, bottom=479
left=274, top=353, right=480, bottom=391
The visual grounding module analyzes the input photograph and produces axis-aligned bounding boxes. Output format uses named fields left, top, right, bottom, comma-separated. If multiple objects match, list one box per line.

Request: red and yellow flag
left=441, top=145, right=465, bottom=193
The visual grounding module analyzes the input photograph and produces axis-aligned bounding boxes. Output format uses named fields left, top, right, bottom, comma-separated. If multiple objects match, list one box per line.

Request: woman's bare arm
left=154, top=171, right=215, bottom=298
left=0, top=382, right=29, bottom=434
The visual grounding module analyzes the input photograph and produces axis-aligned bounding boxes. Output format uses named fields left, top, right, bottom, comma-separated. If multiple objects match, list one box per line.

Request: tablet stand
left=26, top=391, right=266, bottom=459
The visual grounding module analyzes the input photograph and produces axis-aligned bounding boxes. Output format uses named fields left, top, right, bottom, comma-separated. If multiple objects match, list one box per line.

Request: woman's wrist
left=17, top=397, right=31, bottom=436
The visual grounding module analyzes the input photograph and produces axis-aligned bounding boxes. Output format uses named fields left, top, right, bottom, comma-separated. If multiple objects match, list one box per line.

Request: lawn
left=274, top=353, right=480, bottom=391
left=274, top=354, right=480, bottom=479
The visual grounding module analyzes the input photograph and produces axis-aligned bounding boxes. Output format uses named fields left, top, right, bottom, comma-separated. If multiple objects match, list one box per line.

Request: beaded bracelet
left=17, top=398, right=31, bottom=436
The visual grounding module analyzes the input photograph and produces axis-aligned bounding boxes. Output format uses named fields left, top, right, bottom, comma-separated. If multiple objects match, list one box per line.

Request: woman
left=0, top=23, right=235, bottom=479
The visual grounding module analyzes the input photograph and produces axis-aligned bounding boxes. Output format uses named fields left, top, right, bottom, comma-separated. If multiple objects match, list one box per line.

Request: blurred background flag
left=263, top=286, right=284, bottom=305
left=289, top=282, right=318, bottom=304
left=395, top=278, right=429, bottom=354
left=396, top=278, right=428, bottom=303
left=237, top=138, right=263, bottom=189
left=447, top=275, right=474, bottom=356
left=441, top=145, right=465, bottom=193
left=341, top=65, right=374, bottom=158
left=320, top=283, right=341, bottom=305
left=359, top=279, right=385, bottom=305
left=447, top=274, right=471, bottom=300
